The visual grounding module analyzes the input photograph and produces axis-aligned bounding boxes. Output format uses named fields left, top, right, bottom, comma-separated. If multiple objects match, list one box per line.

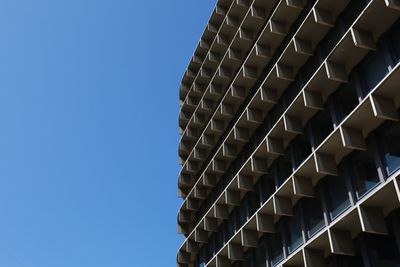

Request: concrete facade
left=177, top=0, right=400, bottom=266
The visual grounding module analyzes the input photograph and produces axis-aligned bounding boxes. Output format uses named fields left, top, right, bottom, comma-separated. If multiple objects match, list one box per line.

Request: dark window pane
left=303, top=186, right=325, bottom=238
left=291, top=133, right=312, bottom=168
left=358, top=45, right=390, bottom=95
left=388, top=19, right=400, bottom=63
left=259, top=174, right=275, bottom=204
left=381, top=122, right=400, bottom=176
left=332, top=79, right=358, bottom=124
left=349, top=149, right=380, bottom=199
left=325, top=165, right=351, bottom=219
left=275, top=153, right=292, bottom=186
left=368, top=232, right=400, bottom=266
left=311, top=109, right=333, bottom=147
left=286, top=205, right=304, bottom=253
left=269, top=223, right=284, bottom=266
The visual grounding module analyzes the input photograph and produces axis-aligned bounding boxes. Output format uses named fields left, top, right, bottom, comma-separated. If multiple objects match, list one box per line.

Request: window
left=331, top=78, right=359, bottom=124
left=258, top=174, right=275, bottom=204
left=274, top=153, right=292, bottom=187
left=269, top=223, right=285, bottom=266
left=286, top=205, right=304, bottom=254
left=254, top=237, right=267, bottom=267
left=368, top=231, right=400, bottom=266
left=340, top=0, right=368, bottom=31
left=358, top=44, right=390, bottom=96
left=324, top=164, right=351, bottom=220
left=291, top=133, right=312, bottom=168
left=348, top=147, right=380, bottom=200
left=303, top=185, right=325, bottom=238
left=388, top=19, right=400, bottom=64
left=379, top=121, right=400, bottom=176
left=310, top=109, right=334, bottom=148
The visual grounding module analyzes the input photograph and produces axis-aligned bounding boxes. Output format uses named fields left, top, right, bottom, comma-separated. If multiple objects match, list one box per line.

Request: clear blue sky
left=0, top=1, right=214, bottom=266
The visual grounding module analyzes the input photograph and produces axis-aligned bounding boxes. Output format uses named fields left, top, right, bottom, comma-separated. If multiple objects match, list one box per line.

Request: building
left=177, top=0, right=400, bottom=266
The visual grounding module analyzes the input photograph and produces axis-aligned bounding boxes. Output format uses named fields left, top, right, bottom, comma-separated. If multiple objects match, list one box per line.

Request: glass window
left=310, top=109, right=334, bottom=147
left=368, top=231, right=400, bottom=266
left=358, top=45, right=390, bottom=96
left=388, top=19, right=400, bottom=64
left=303, top=185, right=325, bottom=238
left=379, top=121, right=400, bottom=176
left=275, top=153, right=292, bottom=187
left=286, top=205, right=304, bottom=254
left=258, top=174, right=275, bottom=204
left=324, top=164, right=351, bottom=220
left=339, top=0, right=367, bottom=31
left=301, top=51, right=322, bottom=82
left=269, top=223, right=285, bottom=266
left=254, top=237, right=267, bottom=267
left=349, top=148, right=380, bottom=200
left=319, top=22, right=343, bottom=59
left=332, top=78, right=359, bottom=124
left=291, top=133, right=312, bottom=168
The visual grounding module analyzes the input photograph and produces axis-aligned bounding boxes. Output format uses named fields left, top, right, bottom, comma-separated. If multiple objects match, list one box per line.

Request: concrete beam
left=204, top=217, right=219, bottom=232
left=303, top=90, right=323, bottom=110
left=251, top=156, right=268, bottom=174
left=293, top=176, right=314, bottom=198
left=284, top=114, right=303, bottom=134
left=228, top=243, right=244, bottom=261
left=339, top=126, right=367, bottom=151
left=328, top=229, right=354, bottom=256
left=256, top=213, right=275, bottom=233
left=314, top=153, right=338, bottom=176
left=358, top=206, right=388, bottom=235
left=214, top=204, right=229, bottom=219
left=313, top=8, right=334, bottom=27
left=276, top=64, right=295, bottom=81
left=325, top=61, right=348, bottom=83
left=303, top=248, right=326, bottom=267
left=225, top=190, right=241, bottom=206
left=273, top=195, right=293, bottom=216
left=351, top=28, right=376, bottom=50
left=293, top=37, right=313, bottom=55
left=237, top=174, right=254, bottom=191
left=370, top=95, right=400, bottom=121
left=241, top=229, right=259, bottom=248
left=195, top=228, right=208, bottom=243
